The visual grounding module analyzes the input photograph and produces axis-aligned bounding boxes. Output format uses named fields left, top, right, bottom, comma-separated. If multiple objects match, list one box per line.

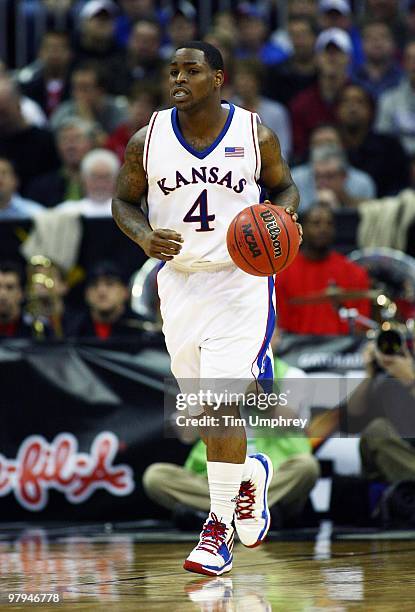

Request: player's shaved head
left=175, top=41, right=224, bottom=71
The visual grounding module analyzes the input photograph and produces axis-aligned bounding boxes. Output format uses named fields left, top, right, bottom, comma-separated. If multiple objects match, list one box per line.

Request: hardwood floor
left=1, top=526, right=415, bottom=610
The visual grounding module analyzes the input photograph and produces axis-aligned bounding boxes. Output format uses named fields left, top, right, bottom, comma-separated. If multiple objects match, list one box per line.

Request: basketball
left=226, top=203, right=300, bottom=276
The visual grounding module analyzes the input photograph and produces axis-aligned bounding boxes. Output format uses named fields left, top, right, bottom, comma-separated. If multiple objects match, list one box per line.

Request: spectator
left=271, top=0, right=318, bottom=56
left=204, top=27, right=235, bottom=66
left=50, top=62, right=128, bottom=137
left=73, top=0, right=123, bottom=66
left=0, top=260, right=33, bottom=338
left=56, top=148, right=120, bottom=216
left=114, top=0, right=168, bottom=48
left=276, top=204, right=371, bottom=335
left=203, top=29, right=236, bottom=99
left=17, top=0, right=81, bottom=67
left=375, top=40, right=415, bottom=156
left=0, top=158, right=43, bottom=220
left=264, top=17, right=318, bottom=107
left=290, top=27, right=352, bottom=160
left=230, top=60, right=292, bottom=160
left=105, top=84, right=159, bottom=163
left=337, top=83, right=409, bottom=196
left=361, top=0, right=407, bottom=52
left=161, top=3, right=197, bottom=60
left=318, top=0, right=364, bottom=67
left=211, top=10, right=239, bottom=42
left=26, top=118, right=96, bottom=207
left=351, top=21, right=402, bottom=100
left=18, top=30, right=73, bottom=117
left=0, top=77, right=60, bottom=194
left=292, top=124, right=376, bottom=209
left=234, top=3, right=288, bottom=66
left=346, top=342, right=415, bottom=486
left=70, top=260, right=144, bottom=339
left=110, top=19, right=164, bottom=95
left=296, top=145, right=373, bottom=210
left=311, top=145, right=364, bottom=208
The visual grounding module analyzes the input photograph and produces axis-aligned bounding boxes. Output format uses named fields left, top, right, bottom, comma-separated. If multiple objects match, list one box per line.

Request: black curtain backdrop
left=0, top=339, right=188, bottom=521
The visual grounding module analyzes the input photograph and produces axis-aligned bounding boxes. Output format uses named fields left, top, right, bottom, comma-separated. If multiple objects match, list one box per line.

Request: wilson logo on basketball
left=0, top=432, right=134, bottom=511
left=260, top=209, right=282, bottom=258
left=242, top=222, right=262, bottom=258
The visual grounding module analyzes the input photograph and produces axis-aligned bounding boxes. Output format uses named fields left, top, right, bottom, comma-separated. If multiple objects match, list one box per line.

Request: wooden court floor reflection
left=1, top=527, right=415, bottom=610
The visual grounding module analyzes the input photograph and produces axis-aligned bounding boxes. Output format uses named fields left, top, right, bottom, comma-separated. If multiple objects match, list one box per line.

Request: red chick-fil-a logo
left=0, top=432, right=135, bottom=511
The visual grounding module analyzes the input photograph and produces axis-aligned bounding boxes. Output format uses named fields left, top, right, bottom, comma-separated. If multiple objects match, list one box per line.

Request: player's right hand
left=142, top=228, right=184, bottom=261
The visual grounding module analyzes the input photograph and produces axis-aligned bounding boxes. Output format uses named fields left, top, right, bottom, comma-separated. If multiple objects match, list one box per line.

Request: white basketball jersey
left=143, top=102, right=261, bottom=271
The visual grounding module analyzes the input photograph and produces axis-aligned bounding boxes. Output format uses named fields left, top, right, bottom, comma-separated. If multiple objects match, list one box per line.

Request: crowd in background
left=2, top=0, right=415, bottom=529
left=0, top=256, right=149, bottom=339
left=2, top=0, right=415, bottom=339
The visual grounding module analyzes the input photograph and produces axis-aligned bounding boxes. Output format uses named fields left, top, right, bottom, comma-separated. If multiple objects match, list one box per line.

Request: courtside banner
left=0, top=339, right=188, bottom=520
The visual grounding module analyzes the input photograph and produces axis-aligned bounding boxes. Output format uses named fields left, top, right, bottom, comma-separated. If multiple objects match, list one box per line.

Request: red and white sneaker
left=235, top=453, right=273, bottom=548
left=183, top=513, right=234, bottom=576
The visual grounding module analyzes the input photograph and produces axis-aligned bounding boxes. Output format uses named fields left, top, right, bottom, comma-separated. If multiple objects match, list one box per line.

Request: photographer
left=347, top=337, right=415, bottom=483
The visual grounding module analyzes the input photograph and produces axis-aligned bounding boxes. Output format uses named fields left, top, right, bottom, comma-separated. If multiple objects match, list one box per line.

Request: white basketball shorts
left=157, top=263, right=275, bottom=413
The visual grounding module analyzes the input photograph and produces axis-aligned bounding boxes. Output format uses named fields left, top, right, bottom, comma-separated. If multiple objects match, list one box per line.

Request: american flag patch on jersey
left=225, top=146, right=244, bottom=157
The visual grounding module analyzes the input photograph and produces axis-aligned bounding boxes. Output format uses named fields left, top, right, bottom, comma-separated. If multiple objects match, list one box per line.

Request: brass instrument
left=25, top=255, right=64, bottom=338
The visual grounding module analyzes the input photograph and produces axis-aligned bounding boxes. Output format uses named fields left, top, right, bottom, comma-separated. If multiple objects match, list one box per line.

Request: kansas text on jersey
left=143, top=102, right=261, bottom=272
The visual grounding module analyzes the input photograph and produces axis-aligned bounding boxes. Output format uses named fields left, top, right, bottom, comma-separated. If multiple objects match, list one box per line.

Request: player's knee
left=142, top=463, right=172, bottom=496
left=360, top=418, right=393, bottom=449
left=294, top=455, right=320, bottom=488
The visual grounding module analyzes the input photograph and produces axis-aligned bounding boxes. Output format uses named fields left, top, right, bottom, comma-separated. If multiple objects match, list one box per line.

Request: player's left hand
left=264, top=200, right=303, bottom=244
left=285, top=207, right=303, bottom=244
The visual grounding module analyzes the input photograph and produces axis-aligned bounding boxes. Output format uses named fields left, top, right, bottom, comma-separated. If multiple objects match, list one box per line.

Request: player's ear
left=214, top=70, right=225, bottom=88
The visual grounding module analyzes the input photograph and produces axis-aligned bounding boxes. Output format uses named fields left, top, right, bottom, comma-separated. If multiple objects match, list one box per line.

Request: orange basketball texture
left=226, top=204, right=300, bottom=277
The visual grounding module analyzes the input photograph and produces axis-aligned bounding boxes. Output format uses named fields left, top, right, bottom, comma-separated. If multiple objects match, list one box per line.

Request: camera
left=369, top=327, right=407, bottom=375
left=376, top=328, right=405, bottom=356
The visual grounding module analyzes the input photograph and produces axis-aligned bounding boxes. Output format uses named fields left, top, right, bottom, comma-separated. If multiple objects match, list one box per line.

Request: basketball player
left=112, top=42, right=301, bottom=576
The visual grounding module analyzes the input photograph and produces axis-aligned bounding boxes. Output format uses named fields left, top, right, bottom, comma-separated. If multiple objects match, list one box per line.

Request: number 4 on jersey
left=183, top=189, right=215, bottom=232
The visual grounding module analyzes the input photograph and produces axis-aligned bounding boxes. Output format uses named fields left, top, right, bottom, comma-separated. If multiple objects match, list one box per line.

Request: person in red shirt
left=290, top=28, right=351, bottom=161
left=276, top=204, right=371, bottom=335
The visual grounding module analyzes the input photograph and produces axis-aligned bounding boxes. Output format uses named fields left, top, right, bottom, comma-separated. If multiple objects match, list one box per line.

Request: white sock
left=242, top=456, right=256, bottom=482
left=207, top=461, right=244, bottom=525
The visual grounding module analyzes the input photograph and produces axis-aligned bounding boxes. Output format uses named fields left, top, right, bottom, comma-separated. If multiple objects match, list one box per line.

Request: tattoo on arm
left=258, top=124, right=300, bottom=212
left=267, top=161, right=300, bottom=212
left=112, top=127, right=152, bottom=247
